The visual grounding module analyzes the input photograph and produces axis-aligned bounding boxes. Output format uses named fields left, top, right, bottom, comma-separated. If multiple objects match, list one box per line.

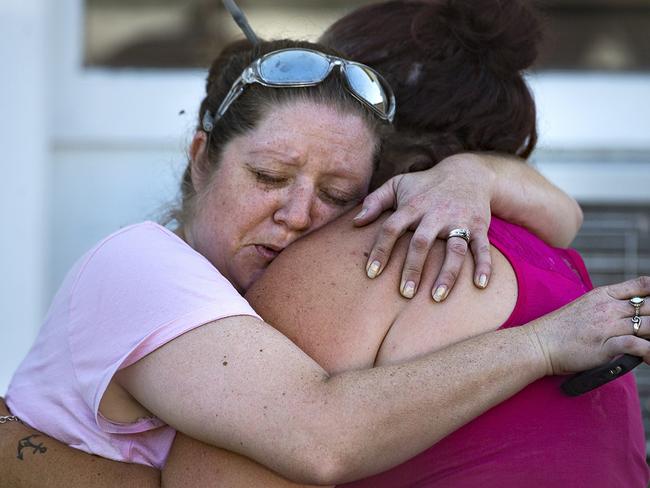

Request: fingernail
left=354, top=208, right=368, bottom=220
left=433, top=285, right=448, bottom=302
left=367, top=260, right=381, bottom=279
left=478, top=274, right=488, bottom=288
left=401, top=280, right=416, bottom=299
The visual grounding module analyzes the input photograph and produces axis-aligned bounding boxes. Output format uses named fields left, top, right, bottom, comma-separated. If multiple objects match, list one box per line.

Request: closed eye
left=251, top=169, right=288, bottom=186
left=319, top=189, right=356, bottom=207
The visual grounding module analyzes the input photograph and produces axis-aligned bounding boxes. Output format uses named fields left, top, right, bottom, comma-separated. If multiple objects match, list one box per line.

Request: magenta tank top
left=341, top=218, right=649, bottom=487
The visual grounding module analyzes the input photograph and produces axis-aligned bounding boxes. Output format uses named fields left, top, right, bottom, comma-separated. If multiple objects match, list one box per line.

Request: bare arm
left=481, top=154, right=583, bottom=247
left=118, top=313, right=545, bottom=485
left=163, top=433, right=325, bottom=488
left=116, top=263, right=650, bottom=486
left=0, top=398, right=160, bottom=488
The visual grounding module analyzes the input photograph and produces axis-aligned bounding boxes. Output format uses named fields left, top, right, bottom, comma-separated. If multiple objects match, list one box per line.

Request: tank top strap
left=561, top=247, right=594, bottom=290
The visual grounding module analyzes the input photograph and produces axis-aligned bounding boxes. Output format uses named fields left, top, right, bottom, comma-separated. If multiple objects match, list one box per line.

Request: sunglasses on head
left=202, top=48, right=396, bottom=132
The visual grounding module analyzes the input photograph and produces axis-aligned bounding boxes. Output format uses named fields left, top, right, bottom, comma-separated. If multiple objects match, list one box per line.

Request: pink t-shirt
left=6, top=222, right=261, bottom=469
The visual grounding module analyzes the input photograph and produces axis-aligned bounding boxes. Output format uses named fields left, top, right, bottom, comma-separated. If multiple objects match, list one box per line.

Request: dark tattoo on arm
left=17, top=435, right=47, bottom=460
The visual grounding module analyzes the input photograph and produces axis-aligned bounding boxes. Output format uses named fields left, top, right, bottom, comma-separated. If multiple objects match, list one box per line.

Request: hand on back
left=530, top=277, right=650, bottom=375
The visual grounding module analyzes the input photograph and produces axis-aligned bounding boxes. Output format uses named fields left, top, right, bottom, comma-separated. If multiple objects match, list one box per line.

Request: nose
left=274, top=184, right=315, bottom=232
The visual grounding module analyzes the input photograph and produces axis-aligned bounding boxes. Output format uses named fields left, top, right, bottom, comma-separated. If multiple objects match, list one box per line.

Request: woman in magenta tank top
left=337, top=218, right=647, bottom=487
left=321, top=2, right=649, bottom=484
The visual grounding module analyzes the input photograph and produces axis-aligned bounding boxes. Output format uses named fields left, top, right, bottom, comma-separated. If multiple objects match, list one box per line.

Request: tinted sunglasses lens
left=345, top=64, right=389, bottom=116
left=259, top=50, right=330, bottom=84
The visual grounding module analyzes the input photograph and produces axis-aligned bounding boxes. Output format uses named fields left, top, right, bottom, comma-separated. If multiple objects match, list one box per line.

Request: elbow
left=284, top=424, right=362, bottom=485
left=560, top=198, right=584, bottom=247
left=548, top=196, right=583, bottom=248
left=277, top=385, right=371, bottom=484
left=572, top=200, right=584, bottom=234
left=294, top=449, right=355, bottom=486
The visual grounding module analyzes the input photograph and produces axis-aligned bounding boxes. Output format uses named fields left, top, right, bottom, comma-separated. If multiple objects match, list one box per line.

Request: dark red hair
left=321, top=0, right=543, bottom=187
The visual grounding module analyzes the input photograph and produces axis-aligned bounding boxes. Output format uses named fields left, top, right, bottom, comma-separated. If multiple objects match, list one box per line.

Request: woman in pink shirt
left=1, top=1, right=649, bottom=487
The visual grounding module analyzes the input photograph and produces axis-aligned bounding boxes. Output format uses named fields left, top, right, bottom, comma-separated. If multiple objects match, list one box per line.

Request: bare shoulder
left=246, top=209, right=406, bottom=373
left=247, top=209, right=518, bottom=371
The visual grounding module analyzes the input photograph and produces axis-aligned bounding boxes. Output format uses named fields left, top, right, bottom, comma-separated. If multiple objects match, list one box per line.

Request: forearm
left=162, top=327, right=546, bottom=487
left=163, top=433, right=327, bottom=488
left=120, top=317, right=546, bottom=485
left=477, top=153, right=583, bottom=247
left=305, top=325, right=546, bottom=483
left=161, top=322, right=541, bottom=487
left=0, top=399, right=160, bottom=488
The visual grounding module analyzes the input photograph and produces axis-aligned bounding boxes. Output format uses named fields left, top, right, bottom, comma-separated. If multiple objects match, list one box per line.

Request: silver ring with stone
left=447, top=228, right=471, bottom=244
left=630, top=297, right=645, bottom=336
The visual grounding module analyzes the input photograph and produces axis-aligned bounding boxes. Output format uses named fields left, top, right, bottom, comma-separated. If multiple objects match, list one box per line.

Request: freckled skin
left=186, top=100, right=376, bottom=293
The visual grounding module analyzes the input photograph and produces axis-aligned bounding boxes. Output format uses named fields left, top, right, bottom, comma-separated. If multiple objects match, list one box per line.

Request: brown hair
left=321, top=0, right=542, bottom=188
left=170, top=38, right=384, bottom=227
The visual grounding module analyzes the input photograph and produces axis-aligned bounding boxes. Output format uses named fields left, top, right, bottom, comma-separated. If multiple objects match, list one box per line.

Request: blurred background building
left=2, top=0, right=649, bottom=451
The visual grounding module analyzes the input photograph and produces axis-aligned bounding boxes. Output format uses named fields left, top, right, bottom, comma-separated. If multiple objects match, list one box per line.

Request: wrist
left=476, top=154, right=499, bottom=206
left=446, top=152, right=497, bottom=197
left=525, top=321, right=554, bottom=377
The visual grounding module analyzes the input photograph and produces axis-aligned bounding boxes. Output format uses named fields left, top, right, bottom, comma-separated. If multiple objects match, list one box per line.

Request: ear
left=189, top=131, right=211, bottom=192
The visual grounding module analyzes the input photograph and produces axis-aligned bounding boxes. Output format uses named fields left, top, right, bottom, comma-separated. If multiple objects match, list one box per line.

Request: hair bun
left=414, top=0, right=543, bottom=76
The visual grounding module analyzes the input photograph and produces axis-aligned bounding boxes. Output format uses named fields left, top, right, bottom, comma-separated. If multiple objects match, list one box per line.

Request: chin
left=240, top=267, right=267, bottom=294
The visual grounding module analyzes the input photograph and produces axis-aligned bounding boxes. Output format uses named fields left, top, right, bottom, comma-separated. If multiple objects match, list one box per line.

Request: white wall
left=0, top=0, right=50, bottom=395
left=49, top=145, right=185, bottom=294
left=1, top=0, right=650, bottom=395
left=533, top=73, right=650, bottom=150
left=531, top=73, right=650, bottom=204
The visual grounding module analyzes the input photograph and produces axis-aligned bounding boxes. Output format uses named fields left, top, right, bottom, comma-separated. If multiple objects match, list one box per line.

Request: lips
left=254, top=244, right=282, bottom=260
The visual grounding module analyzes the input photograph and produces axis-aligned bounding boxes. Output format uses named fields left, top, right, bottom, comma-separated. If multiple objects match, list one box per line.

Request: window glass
left=536, top=0, right=650, bottom=71
left=85, top=0, right=650, bottom=71
left=84, top=0, right=374, bottom=68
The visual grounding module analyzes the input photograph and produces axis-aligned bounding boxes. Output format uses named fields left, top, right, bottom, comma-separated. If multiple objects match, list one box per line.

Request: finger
left=399, top=223, right=441, bottom=298
left=635, top=315, right=650, bottom=338
left=608, top=314, right=649, bottom=338
left=365, top=209, right=416, bottom=279
left=353, top=177, right=400, bottom=226
left=614, top=296, right=650, bottom=317
left=604, top=276, right=650, bottom=300
left=469, top=232, right=491, bottom=289
left=603, top=335, right=650, bottom=364
left=432, top=236, right=469, bottom=302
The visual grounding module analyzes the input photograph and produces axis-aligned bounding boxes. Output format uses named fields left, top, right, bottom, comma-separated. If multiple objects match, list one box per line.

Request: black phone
left=561, top=354, right=643, bottom=396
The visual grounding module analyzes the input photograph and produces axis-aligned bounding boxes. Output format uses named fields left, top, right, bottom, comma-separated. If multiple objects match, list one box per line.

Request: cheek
left=201, top=176, right=264, bottom=229
left=311, top=202, right=353, bottom=230
left=238, top=192, right=279, bottom=224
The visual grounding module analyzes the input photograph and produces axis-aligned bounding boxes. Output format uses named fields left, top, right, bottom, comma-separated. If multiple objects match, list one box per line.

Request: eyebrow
left=247, top=148, right=365, bottom=180
left=247, top=147, right=302, bottom=166
left=325, top=166, right=365, bottom=180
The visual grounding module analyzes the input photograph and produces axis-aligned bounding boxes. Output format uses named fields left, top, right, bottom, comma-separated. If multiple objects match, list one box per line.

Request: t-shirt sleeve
left=66, top=222, right=261, bottom=434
